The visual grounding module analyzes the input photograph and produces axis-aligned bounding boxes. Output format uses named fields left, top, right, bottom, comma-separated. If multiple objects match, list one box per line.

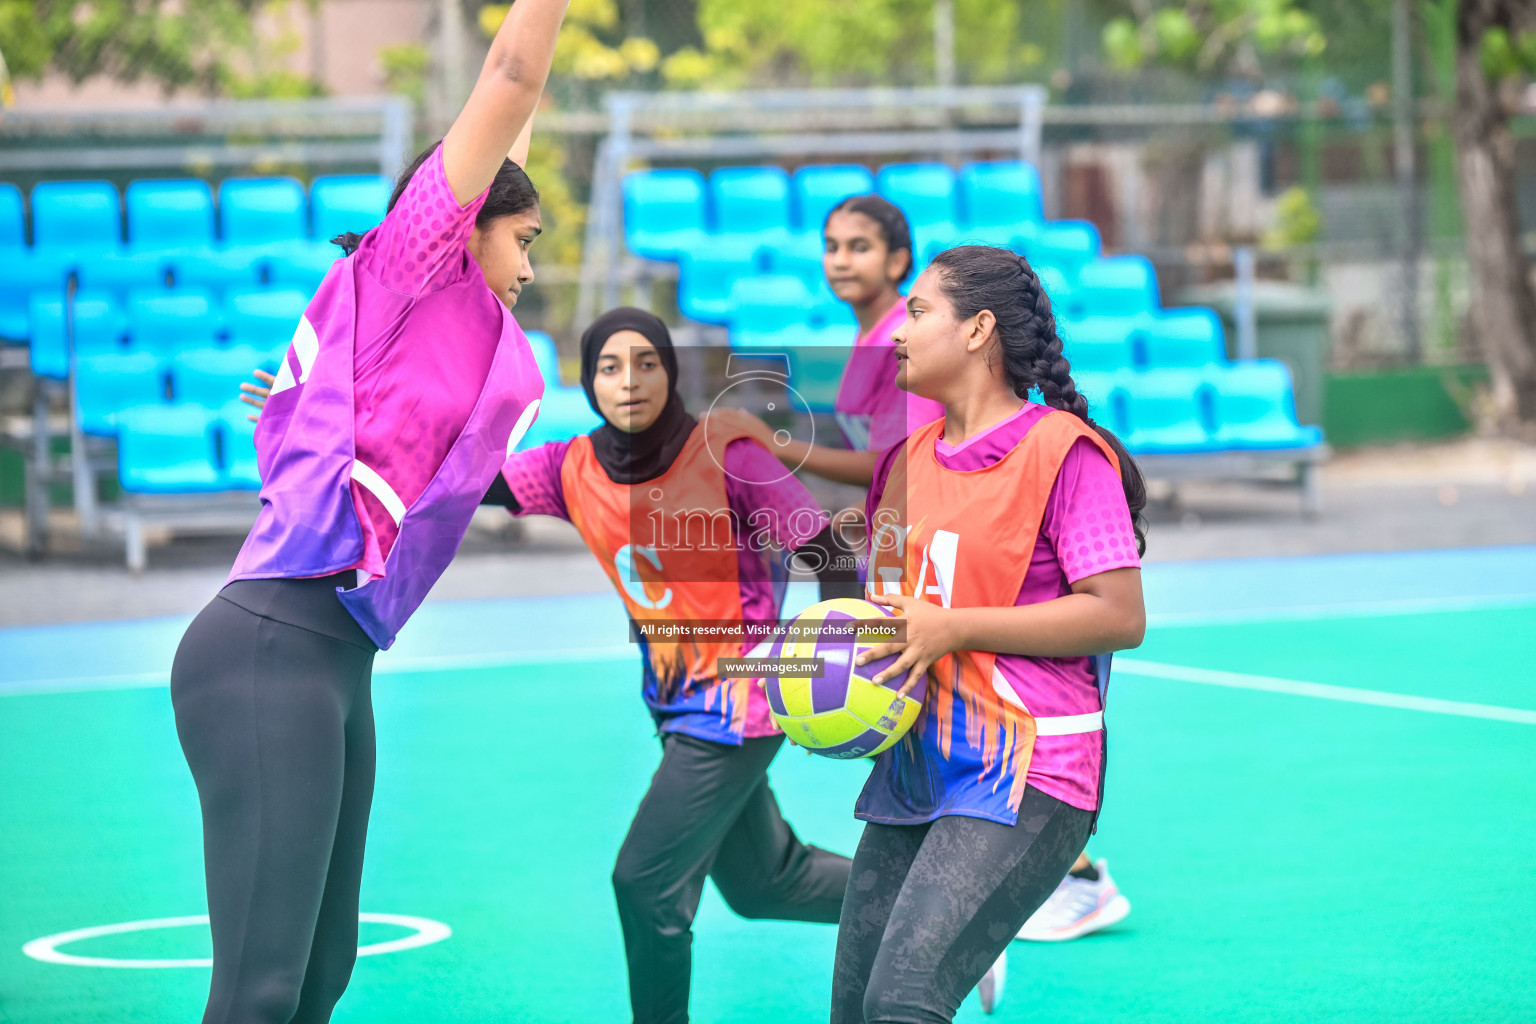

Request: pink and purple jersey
left=865, top=404, right=1140, bottom=815
left=226, top=146, right=544, bottom=648
left=833, top=299, right=946, bottom=453
left=346, top=147, right=508, bottom=576
left=504, top=435, right=829, bottom=742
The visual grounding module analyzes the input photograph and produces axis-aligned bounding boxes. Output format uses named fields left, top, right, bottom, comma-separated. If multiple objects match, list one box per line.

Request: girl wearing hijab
left=172, top=5, right=568, bottom=1022
left=484, top=307, right=857, bottom=1024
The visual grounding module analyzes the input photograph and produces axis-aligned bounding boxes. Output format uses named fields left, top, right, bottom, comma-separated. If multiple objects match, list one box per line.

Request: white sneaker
left=1015, top=858, right=1131, bottom=942
left=977, top=949, right=1006, bottom=1014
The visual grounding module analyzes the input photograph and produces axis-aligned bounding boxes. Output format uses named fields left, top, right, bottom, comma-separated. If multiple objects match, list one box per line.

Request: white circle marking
left=21, top=912, right=451, bottom=969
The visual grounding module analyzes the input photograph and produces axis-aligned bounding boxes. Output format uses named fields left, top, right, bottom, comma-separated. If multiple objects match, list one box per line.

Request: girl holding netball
left=484, top=307, right=857, bottom=1024
left=171, top=4, right=567, bottom=1022
left=739, top=192, right=1134, bottom=950
left=830, top=245, right=1148, bottom=1023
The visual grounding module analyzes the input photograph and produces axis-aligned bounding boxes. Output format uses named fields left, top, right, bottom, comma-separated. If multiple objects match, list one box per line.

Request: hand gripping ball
left=763, top=598, right=926, bottom=759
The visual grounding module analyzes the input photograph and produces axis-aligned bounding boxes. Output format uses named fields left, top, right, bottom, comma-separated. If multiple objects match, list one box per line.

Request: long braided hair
left=926, top=244, right=1148, bottom=554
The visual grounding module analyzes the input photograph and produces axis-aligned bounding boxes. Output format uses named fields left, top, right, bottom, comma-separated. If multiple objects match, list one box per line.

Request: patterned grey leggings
left=830, top=787, right=1095, bottom=1024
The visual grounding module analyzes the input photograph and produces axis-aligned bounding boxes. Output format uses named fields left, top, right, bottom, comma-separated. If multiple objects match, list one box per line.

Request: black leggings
left=831, top=787, right=1096, bottom=1024
left=613, top=732, right=852, bottom=1024
left=170, top=574, right=377, bottom=1024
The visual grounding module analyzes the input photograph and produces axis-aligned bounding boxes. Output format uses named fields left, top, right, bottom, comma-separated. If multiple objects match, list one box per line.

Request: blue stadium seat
left=1070, top=371, right=1125, bottom=434
left=622, top=169, right=708, bottom=261
left=0, top=185, right=28, bottom=339
left=1118, top=369, right=1216, bottom=453
left=126, top=179, right=216, bottom=251
left=31, top=181, right=122, bottom=253
left=74, top=251, right=170, bottom=298
left=310, top=174, right=392, bottom=243
left=127, top=290, right=219, bottom=358
left=1, top=256, right=68, bottom=342
left=784, top=331, right=857, bottom=412
left=75, top=352, right=167, bottom=436
left=225, top=288, right=309, bottom=352
left=1207, top=360, right=1323, bottom=449
left=960, top=161, right=1044, bottom=234
left=219, top=177, right=307, bottom=248
left=792, top=164, right=876, bottom=234
left=1018, top=220, right=1100, bottom=275
left=266, top=246, right=338, bottom=295
left=1061, top=318, right=1138, bottom=374
left=166, top=247, right=268, bottom=296
left=709, top=166, right=792, bottom=239
left=219, top=403, right=262, bottom=489
left=1075, top=256, right=1159, bottom=317
left=759, top=231, right=826, bottom=294
left=1034, top=264, right=1078, bottom=321
left=876, top=163, right=959, bottom=228
left=524, top=331, right=561, bottom=382
left=516, top=331, right=601, bottom=448
left=115, top=404, right=223, bottom=492
left=0, top=184, right=24, bottom=250
left=1139, top=308, right=1225, bottom=368
left=173, top=344, right=279, bottom=409
left=28, top=291, right=125, bottom=377
left=678, top=236, right=765, bottom=324
left=727, top=275, right=816, bottom=348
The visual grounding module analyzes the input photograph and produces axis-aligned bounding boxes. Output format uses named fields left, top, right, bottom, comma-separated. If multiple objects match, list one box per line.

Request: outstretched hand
left=855, top=592, right=965, bottom=698
left=708, top=407, right=776, bottom=449
left=240, top=369, right=275, bottom=422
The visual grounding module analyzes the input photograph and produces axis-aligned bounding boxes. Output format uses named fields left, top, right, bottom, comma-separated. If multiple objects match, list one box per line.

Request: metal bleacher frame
left=578, top=86, right=1327, bottom=515
left=577, top=85, right=1047, bottom=327
left=2, top=97, right=412, bottom=569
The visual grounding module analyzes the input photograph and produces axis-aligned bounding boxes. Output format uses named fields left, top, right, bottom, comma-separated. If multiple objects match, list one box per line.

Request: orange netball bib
left=866, top=410, right=1120, bottom=812
left=562, top=420, right=759, bottom=717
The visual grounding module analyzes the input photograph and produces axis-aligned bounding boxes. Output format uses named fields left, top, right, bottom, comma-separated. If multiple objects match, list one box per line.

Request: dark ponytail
left=927, top=244, right=1148, bottom=555
left=825, top=194, right=915, bottom=283
left=331, top=140, right=541, bottom=255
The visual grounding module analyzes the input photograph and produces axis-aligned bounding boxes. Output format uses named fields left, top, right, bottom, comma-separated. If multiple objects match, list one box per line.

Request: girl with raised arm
left=169, top=5, right=568, bottom=1021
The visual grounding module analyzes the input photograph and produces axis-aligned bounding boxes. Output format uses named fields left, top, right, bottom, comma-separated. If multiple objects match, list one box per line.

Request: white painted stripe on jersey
left=506, top=398, right=542, bottom=456
left=350, top=460, right=406, bottom=526
left=292, top=315, right=320, bottom=383
left=1033, top=710, right=1104, bottom=736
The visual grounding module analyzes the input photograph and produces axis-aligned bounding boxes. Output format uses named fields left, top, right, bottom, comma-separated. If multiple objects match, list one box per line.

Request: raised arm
left=441, top=0, right=569, bottom=203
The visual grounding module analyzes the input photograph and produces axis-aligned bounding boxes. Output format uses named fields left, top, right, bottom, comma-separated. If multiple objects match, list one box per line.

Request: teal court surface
left=2, top=547, right=1534, bottom=1023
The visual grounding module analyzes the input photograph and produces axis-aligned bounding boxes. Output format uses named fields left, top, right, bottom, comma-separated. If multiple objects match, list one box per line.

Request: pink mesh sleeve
left=502, top=441, right=572, bottom=522
left=722, top=439, right=829, bottom=549
left=1042, top=437, right=1141, bottom=583
left=358, top=146, right=489, bottom=298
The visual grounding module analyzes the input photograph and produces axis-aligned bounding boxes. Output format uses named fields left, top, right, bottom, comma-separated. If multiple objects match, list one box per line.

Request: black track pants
left=171, top=574, right=377, bottom=1024
left=613, top=732, right=851, bottom=1024
left=830, top=787, right=1096, bottom=1024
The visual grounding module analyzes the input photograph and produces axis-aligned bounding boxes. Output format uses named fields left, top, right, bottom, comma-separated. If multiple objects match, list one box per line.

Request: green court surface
left=2, top=603, right=1533, bottom=1023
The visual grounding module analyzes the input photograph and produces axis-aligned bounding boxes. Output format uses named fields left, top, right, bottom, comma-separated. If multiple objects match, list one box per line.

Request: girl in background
left=738, top=195, right=942, bottom=487
left=831, top=245, right=1148, bottom=1023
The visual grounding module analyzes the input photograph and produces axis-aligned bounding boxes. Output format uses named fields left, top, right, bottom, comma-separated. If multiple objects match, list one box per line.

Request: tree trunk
left=1453, top=0, right=1536, bottom=426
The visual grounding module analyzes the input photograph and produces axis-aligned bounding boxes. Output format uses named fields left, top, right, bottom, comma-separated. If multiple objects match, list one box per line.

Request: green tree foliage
left=1101, top=0, right=1324, bottom=78
left=0, top=0, right=278, bottom=94
left=663, top=0, right=1047, bottom=88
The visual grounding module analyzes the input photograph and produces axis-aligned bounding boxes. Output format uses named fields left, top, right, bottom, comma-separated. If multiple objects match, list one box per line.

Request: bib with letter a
left=561, top=420, right=767, bottom=744
left=860, top=410, right=1121, bottom=825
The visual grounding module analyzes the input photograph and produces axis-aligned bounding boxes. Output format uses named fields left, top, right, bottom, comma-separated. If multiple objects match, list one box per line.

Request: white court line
left=1146, top=593, right=1536, bottom=629
left=0, top=646, right=637, bottom=697
left=1116, top=658, right=1536, bottom=725
left=21, top=912, right=450, bottom=969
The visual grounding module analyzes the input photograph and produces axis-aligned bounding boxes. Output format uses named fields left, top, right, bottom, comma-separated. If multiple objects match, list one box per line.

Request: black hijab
left=579, top=307, right=697, bottom=485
